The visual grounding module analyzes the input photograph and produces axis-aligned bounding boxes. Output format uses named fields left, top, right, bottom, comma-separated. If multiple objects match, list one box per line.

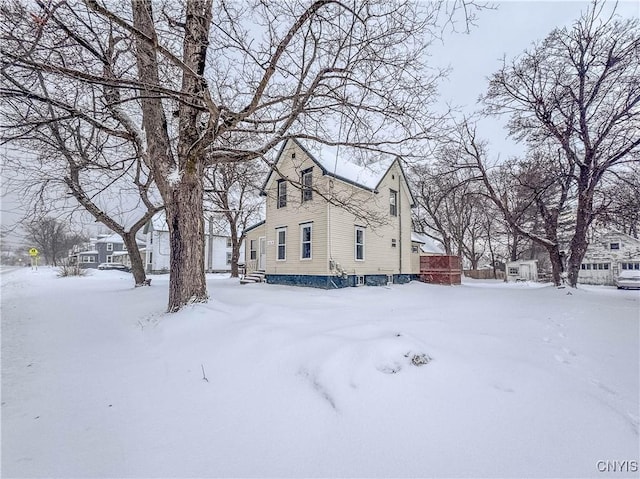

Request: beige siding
left=244, top=223, right=265, bottom=271
left=262, top=140, right=416, bottom=279
left=325, top=161, right=413, bottom=276
left=264, top=141, right=329, bottom=276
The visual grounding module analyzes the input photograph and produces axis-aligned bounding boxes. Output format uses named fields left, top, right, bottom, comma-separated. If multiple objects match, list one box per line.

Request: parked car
left=614, top=270, right=640, bottom=289
left=97, top=263, right=130, bottom=272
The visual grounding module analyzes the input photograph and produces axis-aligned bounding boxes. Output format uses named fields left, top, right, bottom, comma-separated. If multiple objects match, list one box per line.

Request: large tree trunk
left=547, top=244, right=564, bottom=287
left=163, top=170, right=208, bottom=312
left=567, top=201, right=592, bottom=288
left=132, top=0, right=211, bottom=312
left=122, top=232, right=147, bottom=286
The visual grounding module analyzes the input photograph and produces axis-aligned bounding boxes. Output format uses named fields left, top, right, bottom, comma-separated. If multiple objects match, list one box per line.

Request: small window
left=107, top=255, right=113, bottom=263
left=508, top=267, right=519, bottom=275
left=604, top=263, right=609, bottom=270
left=301, top=224, right=312, bottom=260
left=277, top=228, right=286, bottom=261
left=277, top=179, right=287, bottom=209
left=581, top=264, right=586, bottom=270
left=356, top=275, right=365, bottom=286
left=355, top=227, right=365, bottom=261
left=226, top=238, right=232, bottom=248
left=411, top=245, right=419, bottom=254
left=301, top=168, right=313, bottom=202
left=390, top=189, right=398, bottom=216
left=226, top=252, right=232, bottom=265
left=106, top=243, right=113, bottom=251
left=586, top=264, right=592, bottom=270
left=250, top=240, right=257, bottom=260
left=148, top=252, right=153, bottom=264
left=635, top=263, right=640, bottom=270
left=391, top=238, right=397, bottom=248
left=610, top=242, right=620, bottom=250
left=150, top=234, right=153, bottom=245
left=82, top=256, right=94, bottom=263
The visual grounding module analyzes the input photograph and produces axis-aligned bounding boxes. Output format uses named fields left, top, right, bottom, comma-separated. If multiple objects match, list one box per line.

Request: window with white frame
left=508, top=267, right=519, bottom=275
left=301, top=223, right=312, bottom=259
left=107, top=255, right=113, bottom=263
left=355, top=226, right=365, bottom=261
left=610, top=242, right=620, bottom=250
left=301, top=168, right=313, bottom=202
left=276, top=228, right=286, bottom=261
left=277, top=179, right=287, bottom=208
left=226, top=252, right=232, bottom=264
left=226, top=238, right=232, bottom=248
left=82, top=256, right=93, bottom=263
left=389, top=189, right=398, bottom=216
left=250, top=240, right=257, bottom=260
left=106, top=243, right=113, bottom=251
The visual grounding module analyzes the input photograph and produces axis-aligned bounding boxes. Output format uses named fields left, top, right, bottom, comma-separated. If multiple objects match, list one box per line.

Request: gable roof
left=411, top=232, right=445, bottom=255
left=95, top=234, right=123, bottom=244
left=262, top=139, right=413, bottom=203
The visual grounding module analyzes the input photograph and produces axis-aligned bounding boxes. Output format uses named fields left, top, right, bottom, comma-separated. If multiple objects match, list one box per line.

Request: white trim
left=106, top=243, right=113, bottom=251
left=300, top=223, right=312, bottom=260
left=355, top=226, right=365, bottom=261
left=276, top=228, right=286, bottom=261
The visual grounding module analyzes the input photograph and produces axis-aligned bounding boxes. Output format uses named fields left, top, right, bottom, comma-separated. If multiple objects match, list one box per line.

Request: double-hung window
left=250, top=240, right=257, bottom=260
left=301, top=223, right=312, bottom=260
left=390, top=189, right=398, bottom=216
left=277, top=179, right=287, bottom=208
left=301, top=168, right=313, bottom=202
left=106, top=243, right=113, bottom=252
left=355, top=226, right=365, bottom=261
left=276, top=228, right=287, bottom=261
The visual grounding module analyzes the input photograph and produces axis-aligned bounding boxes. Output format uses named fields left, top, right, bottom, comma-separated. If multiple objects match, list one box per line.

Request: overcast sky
left=431, top=0, right=639, bottom=158
left=1, top=1, right=639, bottom=249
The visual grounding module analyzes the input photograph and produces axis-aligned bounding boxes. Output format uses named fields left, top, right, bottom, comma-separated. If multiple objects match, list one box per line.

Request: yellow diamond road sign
left=29, top=248, right=39, bottom=257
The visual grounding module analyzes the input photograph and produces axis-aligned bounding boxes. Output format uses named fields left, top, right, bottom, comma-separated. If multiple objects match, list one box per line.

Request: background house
left=143, top=212, right=242, bottom=274
left=69, top=233, right=140, bottom=268
left=244, top=139, right=418, bottom=288
left=578, top=232, right=640, bottom=285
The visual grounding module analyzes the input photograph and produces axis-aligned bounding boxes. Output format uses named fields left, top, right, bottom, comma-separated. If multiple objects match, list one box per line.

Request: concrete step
left=240, top=270, right=266, bottom=285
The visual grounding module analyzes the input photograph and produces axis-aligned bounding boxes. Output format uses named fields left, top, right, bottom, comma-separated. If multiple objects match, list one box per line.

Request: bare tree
left=1, top=0, right=486, bottom=311
left=204, top=159, right=264, bottom=278
left=482, top=2, right=640, bottom=286
left=24, top=216, right=86, bottom=266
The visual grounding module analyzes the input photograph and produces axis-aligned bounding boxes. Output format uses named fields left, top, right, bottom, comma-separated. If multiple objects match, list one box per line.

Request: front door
left=258, top=237, right=266, bottom=271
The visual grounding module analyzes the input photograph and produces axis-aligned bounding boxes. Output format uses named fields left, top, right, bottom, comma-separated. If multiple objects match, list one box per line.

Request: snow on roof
left=111, top=251, right=128, bottom=257
left=411, top=232, right=445, bottom=255
left=95, top=234, right=123, bottom=244
left=304, top=142, right=394, bottom=191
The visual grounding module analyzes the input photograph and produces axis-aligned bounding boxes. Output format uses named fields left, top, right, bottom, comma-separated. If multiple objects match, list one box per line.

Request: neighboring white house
left=143, top=212, right=242, bottom=274
left=244, top=138, right=420, bottom=288
left=578, top=231, right=640, bottom=285
left=505, top=259, right=539, bottom=282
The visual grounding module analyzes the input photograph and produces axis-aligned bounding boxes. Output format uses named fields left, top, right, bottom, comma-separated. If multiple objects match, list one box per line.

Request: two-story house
left=244, top=138, right=420, bottom=288
left=143, top=212, right=243, bottom=274
left=69, top=233, right=136, bottom=268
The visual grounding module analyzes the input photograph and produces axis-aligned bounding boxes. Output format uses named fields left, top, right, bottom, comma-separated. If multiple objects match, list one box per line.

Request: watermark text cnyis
left=596, top=460, right=638, bottom=473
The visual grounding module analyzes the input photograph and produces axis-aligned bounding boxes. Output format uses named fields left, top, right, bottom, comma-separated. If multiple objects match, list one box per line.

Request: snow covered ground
left=1, top=267, right=638, bottom=478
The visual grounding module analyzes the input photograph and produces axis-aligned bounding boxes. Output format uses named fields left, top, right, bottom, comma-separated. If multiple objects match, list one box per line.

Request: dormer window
left=610, top=242, right=620, bottom=250
left=277, top=179, right=287, bottom=208
left=301, top=168, right=313, bottom=202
